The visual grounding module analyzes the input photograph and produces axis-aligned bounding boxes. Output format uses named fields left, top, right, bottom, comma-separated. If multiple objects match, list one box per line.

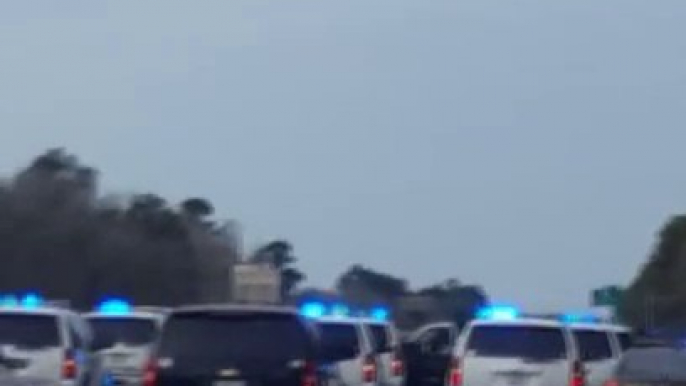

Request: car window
left=466, top=325, right=567, bottom=360
left=158, top=312, right=310, bottom=372
left=88, top=318, right=158, bottom=350
left=617, top=332, right=632, bottom=351
left=420, top=327, right=451, bottom=350
left=616, top=348, right=686, bottom=382
left=318, top=322, right=360, bottom=361
left=367, top=324, right=392, bottom=353
left=573, top=330, right=613, bottom=361
left=0, top=314, right=62, bottom=349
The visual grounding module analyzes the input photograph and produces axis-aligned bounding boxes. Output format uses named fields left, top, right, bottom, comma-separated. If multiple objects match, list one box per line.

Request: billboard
left=232, top=263, right=281, bottom=304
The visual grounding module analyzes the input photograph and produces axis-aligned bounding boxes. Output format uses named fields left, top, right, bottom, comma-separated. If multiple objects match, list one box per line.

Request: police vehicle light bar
left=0, top=292, right=44, bottom=309
left=299, top=301, right=389, bottom=321
left=560, top=312, right=600, bottom=324
left=97, top=298, right=132, bottom=315
left=476, top=305, right=519, bottom=320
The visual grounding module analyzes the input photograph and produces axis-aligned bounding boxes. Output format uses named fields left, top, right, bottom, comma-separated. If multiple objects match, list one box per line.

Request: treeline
left=621, top=215, right=686, bottom=330
left=0, top=148, right=487, bottom=327
left=297, top=265, right=489, bottom=329
left=0, top=149, right=240, bottom=309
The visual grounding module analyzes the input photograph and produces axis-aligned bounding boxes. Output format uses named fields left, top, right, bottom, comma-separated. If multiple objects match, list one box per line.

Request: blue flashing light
left=300, top=302, right=326, bottom=318
left=370, top=307, right=389, bottom=321
left=0, top=294, right=18, bottom=307
left=97, top=298, right=132, bottom=315
left=331, top=304, right=349, bottom=317
left=476, top=305, right=519, bottom=320
left=20, top=293, right=43, bottom=309
left=560, top=312, right=599, bottom=324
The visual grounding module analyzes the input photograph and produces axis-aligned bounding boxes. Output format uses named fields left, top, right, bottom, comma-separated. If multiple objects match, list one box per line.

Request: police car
left=83, top=299, right=167, bottom=386
left=300, top=302, right=402, bottom=386
left=360, top=316, right=404, bottom=386
left=562, top=317, right=632, bottom=386
left=0, top=293, right=97, bottom=386
left=447, top=306, right=585, bottom=386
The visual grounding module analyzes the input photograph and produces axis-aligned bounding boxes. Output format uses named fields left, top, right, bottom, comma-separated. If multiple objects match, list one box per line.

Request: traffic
left=0, top=293, right=684, bottom=386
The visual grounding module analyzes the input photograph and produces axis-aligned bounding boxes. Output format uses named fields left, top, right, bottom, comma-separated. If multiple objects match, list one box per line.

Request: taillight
left=362, top=355, right=377, bottom=383
left=62, top=349, right=77, bottom=379
left=603, top=378, right=620, bottom=386
left=571, top=360, right=586, bottom=386
left=302, top=361, right=317, bottom=386
left=391, top=349, right=404, bottom=377
left=143, top=359, right=158, bottom=386
left=447, top=356, right=463, bottom=386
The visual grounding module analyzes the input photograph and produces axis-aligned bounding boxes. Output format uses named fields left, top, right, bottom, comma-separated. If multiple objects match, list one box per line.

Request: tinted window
left=573, top=330, right=613, bottom=361
left=368, top=324, right=391, bottom=353
left=88, top=318, right=158, bottom=350
left=0, top=314, right=61, bottom=349
left=420, top=327, right=451, bottom=349
left=318, top=322, right=360, bottom=361
left=617, top=332, right=632, bottom=351
left=616, top=348, right=686, bottom=381
left=467, top=326, right=567, bottom=360
left=158, top=312, right=310, bottom=372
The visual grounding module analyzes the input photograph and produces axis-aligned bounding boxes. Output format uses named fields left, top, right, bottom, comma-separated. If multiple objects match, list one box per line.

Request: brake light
left=391, top=349, right=404, bottom=377
left=603, top=379, right=620, bottom=386
left=143, top=359, right=158, bottom=386
left=447, top=356, right=463, bottom=386
left=62, top=350, right=77, bottom=379
left=362, top=355, right=377, bottom=383
left=571, top=360, right=586, bottom=386
left=302, top=361, right=317, bottom=386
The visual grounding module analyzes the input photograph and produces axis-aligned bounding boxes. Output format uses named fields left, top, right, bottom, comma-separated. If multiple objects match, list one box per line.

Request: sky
left=0, top=0, right=685, bottom=311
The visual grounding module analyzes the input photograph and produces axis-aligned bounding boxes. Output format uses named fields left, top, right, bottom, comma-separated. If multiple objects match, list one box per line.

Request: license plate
left=213, top=381, right=245, bottom=386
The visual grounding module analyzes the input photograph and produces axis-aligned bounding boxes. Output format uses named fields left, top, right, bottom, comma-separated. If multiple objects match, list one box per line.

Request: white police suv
left=0, top=294, right=97, bottom=386
left=84, top=299, right=167, bottom=386
left=300, top=302, right=399, bottom=386
left=360, top=317, right=404, bottom=386
left=447, top=306, right=585, bottom=386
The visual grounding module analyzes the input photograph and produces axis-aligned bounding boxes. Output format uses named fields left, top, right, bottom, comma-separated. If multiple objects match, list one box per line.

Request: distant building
left=232, top=263, right=281, bottom=304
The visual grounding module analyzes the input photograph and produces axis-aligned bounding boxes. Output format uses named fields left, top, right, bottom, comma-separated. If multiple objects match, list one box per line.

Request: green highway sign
left=591, top=285, right=623, bottom=307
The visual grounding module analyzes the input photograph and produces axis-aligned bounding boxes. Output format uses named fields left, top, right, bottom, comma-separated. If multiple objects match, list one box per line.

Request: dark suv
left=148, top=305, right=324, bottom=386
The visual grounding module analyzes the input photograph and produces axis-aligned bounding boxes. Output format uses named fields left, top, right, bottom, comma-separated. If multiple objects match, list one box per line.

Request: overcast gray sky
left=1, top=0, right=685, bottom=311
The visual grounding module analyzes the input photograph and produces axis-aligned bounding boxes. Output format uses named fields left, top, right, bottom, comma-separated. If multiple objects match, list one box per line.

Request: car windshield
left=616, top=348, right=686, bottom=382
left=367, top=323, right=392, bottom=353
left=88, top=317, right=158, bottom=350
left=158, top=312, right=310, bottom=372
left=467, top=325, right=567, bottom=360
left=0, top=314, right=61, bottom=349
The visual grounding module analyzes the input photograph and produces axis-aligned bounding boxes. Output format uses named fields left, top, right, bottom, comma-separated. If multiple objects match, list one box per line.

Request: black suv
left=148, top=305, right=325, bottom=386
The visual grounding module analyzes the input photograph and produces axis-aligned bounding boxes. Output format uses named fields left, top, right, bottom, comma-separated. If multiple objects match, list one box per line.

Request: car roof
left=172, top=303, right=300, bottom=315
left=0, top=306, right=74, bottom=318
left=470, top=317, right=566, bottom=328
left=567, top=322, right=629, bottom=332
left=358, top=318, right=392, bottom=326
left=315, top=316, right=364, bottom=325
left=83, top=311, right=165, bottom=320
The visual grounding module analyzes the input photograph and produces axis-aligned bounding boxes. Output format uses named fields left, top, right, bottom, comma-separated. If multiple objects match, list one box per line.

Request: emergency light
left=0, top=292, right=44, bottom=309
left=299, top=301, right=390, bottom=321
left=97, top=298, right=132, bottom=315
left=476, top=305, right=519, bottom=320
